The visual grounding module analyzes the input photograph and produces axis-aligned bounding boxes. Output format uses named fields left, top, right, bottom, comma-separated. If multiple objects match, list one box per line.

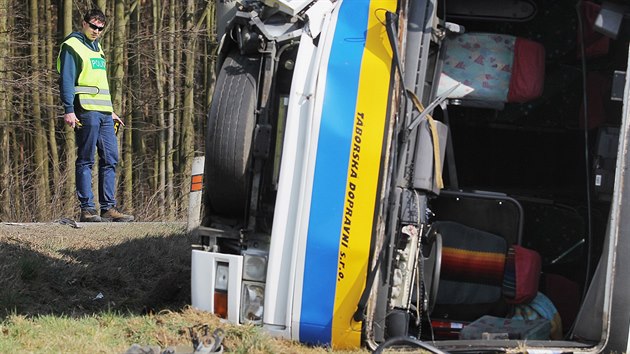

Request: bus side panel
left=263, top=1, right=335, bottom=330
left=298, top=0, right=396, bottom=348
left=297, top=0, right=366, bottom=344
left=330, top=0, right=396, bottom=348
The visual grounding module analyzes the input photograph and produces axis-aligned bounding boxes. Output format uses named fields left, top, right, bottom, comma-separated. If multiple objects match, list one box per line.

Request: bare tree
left=62, top=0, right=77, bottom=217
left=0, top=0, right=10, bottom=220
left=180, top=0, right=195, bottom=215
left=97, top=0, right=106, bottom=14
left=44, top=0, right=61, bottom=204
left=181, top=0, right=210, bottom=215
left=108, top=0, right=131, bottom=209
left=152, top=0, right=166, bottom=218
left=30, top=0, right=51, bottom=220
left=166, top=0, right=176, bottom=218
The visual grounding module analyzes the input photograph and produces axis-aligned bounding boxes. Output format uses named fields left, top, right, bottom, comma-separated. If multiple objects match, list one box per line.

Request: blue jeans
left=75, top=110, right=119, bottom=211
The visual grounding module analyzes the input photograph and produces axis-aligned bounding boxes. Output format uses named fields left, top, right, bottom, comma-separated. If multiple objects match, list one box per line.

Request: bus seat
left=428, top=221, right=542, bottom=322
left=430, top=221, right=509, bottom=321
left=436, top=32, right=545, bottom=108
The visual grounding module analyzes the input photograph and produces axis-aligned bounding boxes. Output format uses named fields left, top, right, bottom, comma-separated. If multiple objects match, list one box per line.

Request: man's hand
left=64, top=112, right=81, bottom=128
left=112, top=112, right=125, bottom=127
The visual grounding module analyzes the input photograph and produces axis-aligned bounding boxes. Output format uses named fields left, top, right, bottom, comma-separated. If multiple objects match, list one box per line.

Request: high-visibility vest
left=56, top=37, right=113, bottom=112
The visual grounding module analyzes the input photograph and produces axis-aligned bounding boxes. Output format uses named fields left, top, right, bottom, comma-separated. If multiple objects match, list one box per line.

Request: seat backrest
left=431, top=221, right=509, bottom=321
left=436, top=32, right=545, bottom=106
left=429, top=221, right=542, bottom=322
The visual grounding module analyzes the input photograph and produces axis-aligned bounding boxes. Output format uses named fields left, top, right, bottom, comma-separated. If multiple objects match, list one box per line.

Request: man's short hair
left=84, top=8, right=106, bottom=24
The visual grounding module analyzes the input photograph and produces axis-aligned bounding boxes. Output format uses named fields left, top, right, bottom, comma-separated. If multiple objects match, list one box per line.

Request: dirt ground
left=0, top=221, right=193, bottom=318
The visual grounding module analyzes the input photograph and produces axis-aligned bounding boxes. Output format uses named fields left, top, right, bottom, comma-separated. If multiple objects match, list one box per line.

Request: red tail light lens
left=214, top=290, right=228, bottom=319
left=214, top=262, right=229, bottom=318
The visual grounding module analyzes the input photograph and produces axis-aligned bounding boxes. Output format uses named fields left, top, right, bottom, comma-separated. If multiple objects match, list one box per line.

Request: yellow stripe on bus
left=331, top=0, right=396, bottom=348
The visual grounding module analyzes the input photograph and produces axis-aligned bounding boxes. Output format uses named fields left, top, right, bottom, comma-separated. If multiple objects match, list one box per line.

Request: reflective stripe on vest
left=56, top=37, right=113, bottom=112
left=74, top=86, right=111, bottom=95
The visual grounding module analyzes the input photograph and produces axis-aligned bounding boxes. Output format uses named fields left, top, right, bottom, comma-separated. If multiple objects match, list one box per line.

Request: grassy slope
left=0, top=222, right=367, bottom=354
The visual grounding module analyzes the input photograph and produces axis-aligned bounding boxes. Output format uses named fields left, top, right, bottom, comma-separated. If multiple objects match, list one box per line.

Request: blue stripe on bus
left=299, top=0, right=371, bottom=345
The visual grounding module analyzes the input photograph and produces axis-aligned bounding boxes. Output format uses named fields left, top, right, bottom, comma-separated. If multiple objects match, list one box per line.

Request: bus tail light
left=214, top=262, right=229, bottom=318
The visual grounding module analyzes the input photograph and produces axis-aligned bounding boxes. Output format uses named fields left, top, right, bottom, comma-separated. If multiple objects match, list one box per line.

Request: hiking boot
left=80, top=209, right=103, bottom=222
left=101, top=207, right=135, bottom=222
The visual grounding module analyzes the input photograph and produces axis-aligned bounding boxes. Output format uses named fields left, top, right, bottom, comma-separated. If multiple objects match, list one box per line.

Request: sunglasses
left=86, top=22, right=105, bottom=32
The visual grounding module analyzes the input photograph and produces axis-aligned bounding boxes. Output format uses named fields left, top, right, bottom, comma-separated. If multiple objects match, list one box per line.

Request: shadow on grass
left=0, top=224, right=194, bottom=319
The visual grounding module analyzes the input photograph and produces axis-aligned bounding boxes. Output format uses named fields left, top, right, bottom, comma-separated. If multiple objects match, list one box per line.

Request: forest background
left=0, top=0, right=218, bottom=222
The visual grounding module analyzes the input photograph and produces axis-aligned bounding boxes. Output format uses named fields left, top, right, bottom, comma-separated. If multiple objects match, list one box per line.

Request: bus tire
left=204, top=51, right=260, bottom=218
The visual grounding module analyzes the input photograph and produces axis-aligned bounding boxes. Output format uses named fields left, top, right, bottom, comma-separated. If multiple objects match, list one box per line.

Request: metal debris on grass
left=58, top=218, right=82, bottom=228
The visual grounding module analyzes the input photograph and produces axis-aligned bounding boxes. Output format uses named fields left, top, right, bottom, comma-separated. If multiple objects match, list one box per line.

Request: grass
left=18, top=257, right=39, bottom=282
left=0, top=222, right=368, bottom=354
left=0, top=308, right=255, bottom=353
left=0, top=308, right=368, bottom=353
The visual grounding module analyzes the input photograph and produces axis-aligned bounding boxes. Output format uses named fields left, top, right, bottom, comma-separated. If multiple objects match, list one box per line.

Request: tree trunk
left=128, top=0, right=145, bottom=214
left=181, top=0, right=196, bottom=216
left=63, top=0, right=77, bottom=217
left=174, top=0, right=183, bottom=210
left=17, top=94, right=29, bottom=219
left=110, top=0, right=131, bottom=210
left=45, top=0, right=61, bottom=209
left=97, top=0, right=106, bottom=14
left=0, top=0, right=10, bottom=220
left=11, top=125, right=22, bottom=220
left=153, top=0, right=166, bottom=218
left=30, top=0, right=51, bottom=220
left=166, top=0, right=175, bottom=218
left=180, top=0, right=211, bottom=217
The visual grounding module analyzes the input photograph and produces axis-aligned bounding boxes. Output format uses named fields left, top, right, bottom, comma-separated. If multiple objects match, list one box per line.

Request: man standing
left=57, top=8, right=134, bottom=222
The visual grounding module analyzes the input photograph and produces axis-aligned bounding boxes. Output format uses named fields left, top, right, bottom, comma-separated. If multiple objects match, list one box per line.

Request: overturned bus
left=191, top=0, right=630, bottom=352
